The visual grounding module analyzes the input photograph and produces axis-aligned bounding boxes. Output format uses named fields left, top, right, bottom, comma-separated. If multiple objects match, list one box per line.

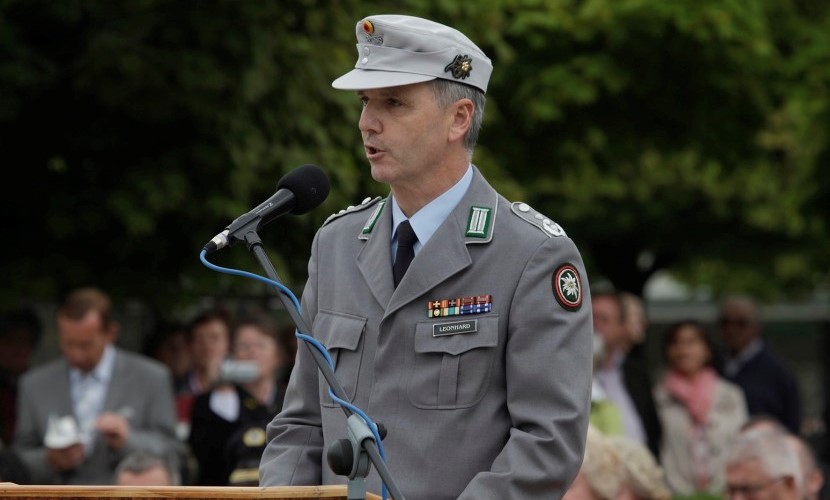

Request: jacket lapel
left=357, top=200, right=396, bottom=309
left=356, top=168, right=499, bottom=316
left=385, top=167, right=499, bottom=317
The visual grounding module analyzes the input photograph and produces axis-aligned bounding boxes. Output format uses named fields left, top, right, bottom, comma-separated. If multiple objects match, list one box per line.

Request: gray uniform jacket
left=259, top=167, right=593, bottom=499
left=13, top=347, right=179, bottom=484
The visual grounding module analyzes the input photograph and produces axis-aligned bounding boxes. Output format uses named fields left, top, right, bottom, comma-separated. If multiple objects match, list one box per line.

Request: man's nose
left=359, top=106, right=380, bottom=133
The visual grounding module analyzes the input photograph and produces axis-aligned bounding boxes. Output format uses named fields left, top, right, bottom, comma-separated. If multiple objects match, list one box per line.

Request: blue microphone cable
left=200, top=249, right=389, bottom=500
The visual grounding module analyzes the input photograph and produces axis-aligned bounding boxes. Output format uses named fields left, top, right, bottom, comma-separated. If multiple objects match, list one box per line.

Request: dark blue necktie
left=393, top=220, right=418, bottom=287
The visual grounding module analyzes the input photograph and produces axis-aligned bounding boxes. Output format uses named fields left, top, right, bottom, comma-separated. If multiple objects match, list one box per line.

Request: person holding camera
left=187, top=309, right=289, bottom=485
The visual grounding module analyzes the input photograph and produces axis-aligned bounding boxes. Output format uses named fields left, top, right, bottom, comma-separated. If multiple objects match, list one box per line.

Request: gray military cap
left=332, top=14, right=493, bottom=93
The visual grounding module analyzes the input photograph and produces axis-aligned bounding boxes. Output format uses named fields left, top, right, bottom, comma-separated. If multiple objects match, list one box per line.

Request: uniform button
left=518, top=203, right=530, bottom=212
left=547, top=224, right=564, bottom=236
left=362, top=197, right=371, bottom=204
left=347, top=205, right=355, bottom=210
left=534, top=213, right=544, bottom=220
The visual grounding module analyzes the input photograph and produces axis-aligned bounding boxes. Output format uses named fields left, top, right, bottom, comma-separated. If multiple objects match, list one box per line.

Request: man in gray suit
left=258, top=14, right=594, bottom=500
left=13, top=287, right=179, bottom=484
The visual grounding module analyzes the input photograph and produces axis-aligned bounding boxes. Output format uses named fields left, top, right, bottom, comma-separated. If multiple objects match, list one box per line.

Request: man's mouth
left=365, top=145, right=384, bottom=157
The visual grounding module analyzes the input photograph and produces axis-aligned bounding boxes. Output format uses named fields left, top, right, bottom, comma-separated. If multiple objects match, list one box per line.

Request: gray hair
left=726, top=428, right=802, bottom=491
left=430, top=79, right=486, bottom=156
left=114, top=450, right=181, bottom=486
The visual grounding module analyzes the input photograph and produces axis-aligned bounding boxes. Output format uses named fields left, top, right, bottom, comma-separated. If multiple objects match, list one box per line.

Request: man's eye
left=387, top=99, right=402, bottom=107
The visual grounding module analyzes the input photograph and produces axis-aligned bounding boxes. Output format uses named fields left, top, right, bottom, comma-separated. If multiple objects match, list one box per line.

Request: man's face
left=58, top=311, right=112, bottom=373
left=591, top=295, right=627, bottom=353
left=190, top=318, right=229, bottom=370
left=357, top=82, right=456, bottom=193
left=725, top=459, right=798, bottom=500
left=232, top=326, right=280, bottom=381
left=718, top=300, right=761, bottom=354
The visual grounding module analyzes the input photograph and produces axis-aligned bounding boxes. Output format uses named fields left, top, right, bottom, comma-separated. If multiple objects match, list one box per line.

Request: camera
left=218, top=359, right=259, bottom=384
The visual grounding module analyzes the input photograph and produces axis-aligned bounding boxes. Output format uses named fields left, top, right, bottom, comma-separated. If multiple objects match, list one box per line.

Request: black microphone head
left=277, top=164, right=330, bottom=215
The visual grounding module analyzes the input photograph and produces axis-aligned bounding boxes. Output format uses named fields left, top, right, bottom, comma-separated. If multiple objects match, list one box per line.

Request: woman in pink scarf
left=653, top=320, right=748, bottom=496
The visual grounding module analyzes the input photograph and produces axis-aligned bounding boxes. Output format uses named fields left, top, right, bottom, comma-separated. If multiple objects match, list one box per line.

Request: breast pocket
left=407, top=315, right=499, bottom=409
left=313, top=310, right=367, bottom=407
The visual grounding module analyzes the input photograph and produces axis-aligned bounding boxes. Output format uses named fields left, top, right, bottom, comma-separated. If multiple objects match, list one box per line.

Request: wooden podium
left=0, top=484, right=382, bottom=500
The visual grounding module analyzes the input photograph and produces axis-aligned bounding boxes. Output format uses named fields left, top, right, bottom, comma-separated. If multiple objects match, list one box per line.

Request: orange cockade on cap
left=362, top=20, right=374, bottom=35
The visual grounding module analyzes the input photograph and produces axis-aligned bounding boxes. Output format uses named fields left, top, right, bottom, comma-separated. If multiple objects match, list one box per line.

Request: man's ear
left=447, top=98, right=473, bottom=144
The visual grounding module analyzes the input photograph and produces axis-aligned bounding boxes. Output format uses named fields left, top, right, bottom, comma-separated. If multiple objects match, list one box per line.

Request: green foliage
left=479, top=0, right=830, bottom=297
left=0, top=0, right=828, bottom=313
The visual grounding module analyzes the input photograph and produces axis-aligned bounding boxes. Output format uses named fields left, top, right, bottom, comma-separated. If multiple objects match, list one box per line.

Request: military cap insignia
left=444, top=54, right=473, bottom=80
left=553, top=264, right=582, bottom=311
left=360, top=19, right=383, bottom=45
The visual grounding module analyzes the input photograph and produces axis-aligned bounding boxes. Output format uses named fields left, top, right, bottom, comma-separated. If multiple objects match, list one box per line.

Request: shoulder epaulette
left=510, top=201, right=567, bottom=237
left=323, top=196, right=382, bottom=226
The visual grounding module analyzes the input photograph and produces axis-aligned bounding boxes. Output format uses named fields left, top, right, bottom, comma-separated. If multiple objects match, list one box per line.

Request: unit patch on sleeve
left=552, top=264, right=582, bottom=311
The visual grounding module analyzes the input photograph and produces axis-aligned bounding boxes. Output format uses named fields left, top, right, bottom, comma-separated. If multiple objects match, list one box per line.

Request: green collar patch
left=361, top=199, right=386, bottom=235
left=465, top=206, right=492, bottom=239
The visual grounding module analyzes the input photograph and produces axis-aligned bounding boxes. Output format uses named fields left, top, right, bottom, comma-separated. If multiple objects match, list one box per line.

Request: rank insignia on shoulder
left=322, top=196, right=382, bottom=227
left=552, top=263, right=582, bottom=311
left=511, top=201, right=566, bottom=237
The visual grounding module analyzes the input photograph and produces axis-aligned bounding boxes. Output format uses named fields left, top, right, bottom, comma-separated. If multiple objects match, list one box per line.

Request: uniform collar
left=391, top=164, right=473, bottom=252
left=357, top=166, right=499, bottom=314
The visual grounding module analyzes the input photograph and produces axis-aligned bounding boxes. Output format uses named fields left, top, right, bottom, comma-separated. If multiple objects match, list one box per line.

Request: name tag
left=432, top=319, right=478, bottom=337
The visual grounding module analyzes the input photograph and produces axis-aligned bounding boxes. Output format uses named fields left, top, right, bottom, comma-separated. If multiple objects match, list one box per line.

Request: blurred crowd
left=0, top=286, right=295, bottom=487
left=576, top=290, right=824, bottom=500
left=0, top=285, right=826, bottom=499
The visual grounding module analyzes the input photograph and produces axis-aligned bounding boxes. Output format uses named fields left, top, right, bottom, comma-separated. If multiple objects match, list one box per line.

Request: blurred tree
left=0, top=0, right=371, bottom=309
left=479, top=0, right=830, bottom=298
left=0, top=0, right=827, bottom=312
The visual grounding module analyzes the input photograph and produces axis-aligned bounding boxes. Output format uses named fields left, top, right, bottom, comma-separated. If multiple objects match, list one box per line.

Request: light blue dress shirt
left=69, top=344, right=115, bottom=450
left=391, top=164, right=473, bottom=260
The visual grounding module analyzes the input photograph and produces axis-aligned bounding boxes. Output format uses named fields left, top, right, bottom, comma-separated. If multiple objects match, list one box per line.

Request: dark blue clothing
left=718, top=342, right=802, bottom=434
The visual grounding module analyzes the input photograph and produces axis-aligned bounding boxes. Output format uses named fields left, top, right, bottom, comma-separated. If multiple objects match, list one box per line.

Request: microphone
left=204, top=164, right=330, bottom=253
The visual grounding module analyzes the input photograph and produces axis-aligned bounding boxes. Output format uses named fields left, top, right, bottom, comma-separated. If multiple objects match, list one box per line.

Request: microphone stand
left=240, top=229, right=406, bottom=500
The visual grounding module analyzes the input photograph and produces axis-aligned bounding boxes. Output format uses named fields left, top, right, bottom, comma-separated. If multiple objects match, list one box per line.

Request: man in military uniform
left=259, top=14, right=594, bottom=500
